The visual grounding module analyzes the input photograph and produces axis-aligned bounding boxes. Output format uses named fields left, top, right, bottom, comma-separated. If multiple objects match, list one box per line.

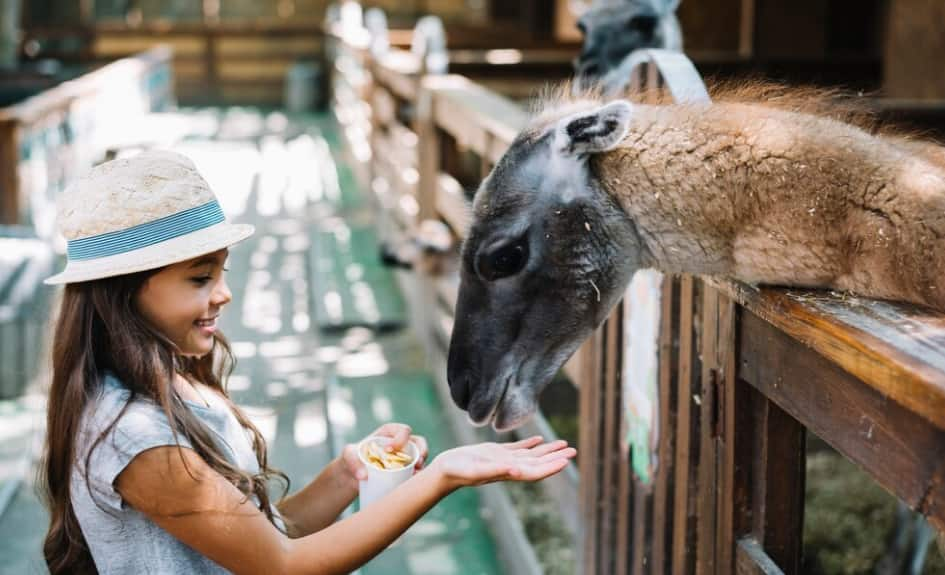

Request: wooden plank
left=705, top=278, right=945, bottom=432
left=715, top=293, right=739, bottom=574
left=215, top=36, right=321, bottom=57
left=617, top=454, right=631, bottom=575
left=748, top=393, right=805, bottom=574
left=217, top=60, right=294, bottom=81
left=601, top=311, right=622, bottom=575
left=430, top=75, right=527, bottom=152
left=652, top=276, right=680, bottom=575
left=738, top=0, right=756, bottom=59
left=580, top=328, right=605, bottom=574
left=93, top=34, right=206, bottom=56
left=696, top=283, right=718, bottom=575
left=415, top=81, right=439, bottom=223
left=671, top=275, right=700, bottom=575
left=630, top=480, right=651, bottom=575
left=0, top=123, right=17, bottom=225
left=738, top=309, right=945, bottom=532
left=372, top=51, right=421, bottom=101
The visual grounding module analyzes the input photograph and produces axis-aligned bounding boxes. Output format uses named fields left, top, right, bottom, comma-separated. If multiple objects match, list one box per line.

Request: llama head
left=447, top=100, right=647, bottom=430
left=574, top=0, right=682, bottom=89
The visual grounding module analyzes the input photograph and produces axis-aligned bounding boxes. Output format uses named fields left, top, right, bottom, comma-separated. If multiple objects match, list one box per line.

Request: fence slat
left=672, top=275, right=700, bottom=575
left=652, top=276, right=680, bottom=575
left=696, top=283, right=719, bottom=575
left=580, top=328, right=605, bottom=574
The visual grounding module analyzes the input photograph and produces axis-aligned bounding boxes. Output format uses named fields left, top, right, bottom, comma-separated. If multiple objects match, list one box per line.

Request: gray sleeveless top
left=71, top=374, right=283, bottom=574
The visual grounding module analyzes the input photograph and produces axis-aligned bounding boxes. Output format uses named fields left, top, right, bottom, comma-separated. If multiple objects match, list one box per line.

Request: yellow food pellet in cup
left=362, top=441, right=413, bottom=470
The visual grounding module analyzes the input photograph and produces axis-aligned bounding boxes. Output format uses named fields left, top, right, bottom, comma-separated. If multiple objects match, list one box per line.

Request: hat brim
left=44, top=222, right=255, bottom=285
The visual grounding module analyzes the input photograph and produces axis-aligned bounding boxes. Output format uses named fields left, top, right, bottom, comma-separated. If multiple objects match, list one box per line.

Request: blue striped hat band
left=66, top=200, right=226, bottom=261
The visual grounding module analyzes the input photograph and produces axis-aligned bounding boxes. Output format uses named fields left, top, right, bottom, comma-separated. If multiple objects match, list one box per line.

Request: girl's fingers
left=373, top=423, right=413, bottom=451
left=521, top=439, right=569, bottom=458
left=388, top=425, right=412, bottom=451
left=535, top=458, right=571, bottom=479
left=342, top=444, right=367, bottom=480
left=410, top=435, right=429, bottom=457
left=410, top=435, right=429, bottom=469
left=532, top=447, right=577, bottom=465
left=517, top=458, right=570, bottom=481
left=504, top=435, right=544, bottom=450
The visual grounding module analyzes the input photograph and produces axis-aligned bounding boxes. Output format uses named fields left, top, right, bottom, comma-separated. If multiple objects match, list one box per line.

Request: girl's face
left=136, top=249, right=232, bottom=357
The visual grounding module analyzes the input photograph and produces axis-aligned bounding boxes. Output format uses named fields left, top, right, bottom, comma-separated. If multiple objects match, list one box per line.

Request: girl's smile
left=136, top=249, right=231, bottom=357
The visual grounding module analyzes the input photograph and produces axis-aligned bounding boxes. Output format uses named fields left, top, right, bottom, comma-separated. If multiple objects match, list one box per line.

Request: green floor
left=0, top=108, right=504, bottom=575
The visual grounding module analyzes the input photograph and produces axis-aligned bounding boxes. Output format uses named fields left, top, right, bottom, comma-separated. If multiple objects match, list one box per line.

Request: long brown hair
left=38, top=269, right=289, bottom=575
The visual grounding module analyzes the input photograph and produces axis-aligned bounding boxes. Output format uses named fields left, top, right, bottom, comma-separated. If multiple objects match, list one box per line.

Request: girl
left=39, top=150, right=576, bottom=574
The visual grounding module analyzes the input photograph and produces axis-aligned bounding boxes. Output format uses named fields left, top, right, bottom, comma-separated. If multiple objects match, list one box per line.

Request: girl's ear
left=553, top=100, right=633, bottom=156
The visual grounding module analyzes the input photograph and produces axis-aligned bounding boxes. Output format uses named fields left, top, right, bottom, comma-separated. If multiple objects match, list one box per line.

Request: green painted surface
left=310, top=223, right=407, bottom=332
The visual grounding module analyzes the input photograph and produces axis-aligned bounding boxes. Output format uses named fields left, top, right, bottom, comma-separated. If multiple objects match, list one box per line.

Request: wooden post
left=0, top=121, right=18, bottom=224
left=415, top=77, right=439, bottom=223
left=650, top=276, right=680, bottom=575
left=579, top=328, right=605, bottom=574
left=671, top=275, right=701, bottom=575
left=883, top=0, right=945, bottom=99
left=738, top=0, right=755, bottom=59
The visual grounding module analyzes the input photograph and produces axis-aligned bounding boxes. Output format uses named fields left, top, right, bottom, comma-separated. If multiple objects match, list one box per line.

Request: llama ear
left=659, top=0, right=681, bottom=14
left=554, top=100, right=633, bottom=156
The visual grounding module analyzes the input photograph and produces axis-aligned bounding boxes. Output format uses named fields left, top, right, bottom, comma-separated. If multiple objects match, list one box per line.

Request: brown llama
left=446, top=82, right=945, bottom=431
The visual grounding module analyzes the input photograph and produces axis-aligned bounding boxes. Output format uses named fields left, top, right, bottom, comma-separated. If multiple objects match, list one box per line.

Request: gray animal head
left=447, top=100, right=648, bottom=430
left=574, top=0, right=682, bottom=88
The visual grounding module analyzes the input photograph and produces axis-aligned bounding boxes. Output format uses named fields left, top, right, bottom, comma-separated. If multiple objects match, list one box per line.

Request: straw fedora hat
left=45, top=150, right=254, bottom=285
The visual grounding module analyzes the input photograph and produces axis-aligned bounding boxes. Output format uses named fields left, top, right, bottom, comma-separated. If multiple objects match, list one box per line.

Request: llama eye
left=478, top=242, right=528, bottom=281
left=627, top=15, right=658, bottom=34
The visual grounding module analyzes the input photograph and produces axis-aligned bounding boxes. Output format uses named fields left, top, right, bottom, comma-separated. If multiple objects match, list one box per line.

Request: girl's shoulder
left=83, top=372, right=186, bottom=448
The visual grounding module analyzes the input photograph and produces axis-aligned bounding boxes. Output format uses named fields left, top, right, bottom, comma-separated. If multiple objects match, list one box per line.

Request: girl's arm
left=275, top=457, right=357, bottom=538
left=116, top=437, right=573, bottom=575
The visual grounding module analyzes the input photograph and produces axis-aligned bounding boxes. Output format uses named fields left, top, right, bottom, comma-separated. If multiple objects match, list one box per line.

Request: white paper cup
left=357, top=436, right=420, bottom=510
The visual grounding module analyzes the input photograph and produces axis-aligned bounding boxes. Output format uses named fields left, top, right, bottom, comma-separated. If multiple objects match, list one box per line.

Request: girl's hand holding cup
left=338, top=423, right=428, bottom=492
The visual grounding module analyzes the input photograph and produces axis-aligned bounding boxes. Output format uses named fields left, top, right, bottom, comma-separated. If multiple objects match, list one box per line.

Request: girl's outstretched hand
left=430, top=436, right=576, bottom=490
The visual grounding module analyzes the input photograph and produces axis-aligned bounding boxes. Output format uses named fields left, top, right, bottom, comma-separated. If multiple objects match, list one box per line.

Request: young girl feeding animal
left=39, top=150, right=576, bottom=575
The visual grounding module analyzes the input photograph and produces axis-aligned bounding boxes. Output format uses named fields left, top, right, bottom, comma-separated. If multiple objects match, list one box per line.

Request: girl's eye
left=191, top=276, right=212, bottom=285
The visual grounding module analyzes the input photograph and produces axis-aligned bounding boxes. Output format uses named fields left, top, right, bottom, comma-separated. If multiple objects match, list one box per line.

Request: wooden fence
left=0, top=45, right=173, bottom=229
left=330, top=27, right=945, bottom=575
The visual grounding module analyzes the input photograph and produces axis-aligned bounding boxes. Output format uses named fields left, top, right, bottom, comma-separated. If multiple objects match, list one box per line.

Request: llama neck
left=594, top=102, right=945, bottom=308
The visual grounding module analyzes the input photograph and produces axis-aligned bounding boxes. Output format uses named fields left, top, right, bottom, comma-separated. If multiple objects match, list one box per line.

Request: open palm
left=431, top=436, right=576, bottom=488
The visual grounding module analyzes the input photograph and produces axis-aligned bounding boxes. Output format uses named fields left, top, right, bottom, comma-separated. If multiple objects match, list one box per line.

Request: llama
left=446, top=84, right=945, bottom=432
left=572, top=0, right=682, bottom=93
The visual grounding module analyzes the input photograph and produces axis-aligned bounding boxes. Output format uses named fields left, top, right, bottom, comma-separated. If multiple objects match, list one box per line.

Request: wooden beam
left=739, top=309, right=945, bottom=532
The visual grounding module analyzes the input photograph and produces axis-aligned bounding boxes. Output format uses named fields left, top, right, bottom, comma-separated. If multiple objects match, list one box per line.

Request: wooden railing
left=330, top=27, right=945, bottom=575
left=0, top=45, right=173, bottom=229
left=24, top=21, right=325, bottom=106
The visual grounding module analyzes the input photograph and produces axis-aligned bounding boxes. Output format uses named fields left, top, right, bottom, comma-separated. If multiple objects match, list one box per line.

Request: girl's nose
left=211, top=276, right=232, bottom=306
